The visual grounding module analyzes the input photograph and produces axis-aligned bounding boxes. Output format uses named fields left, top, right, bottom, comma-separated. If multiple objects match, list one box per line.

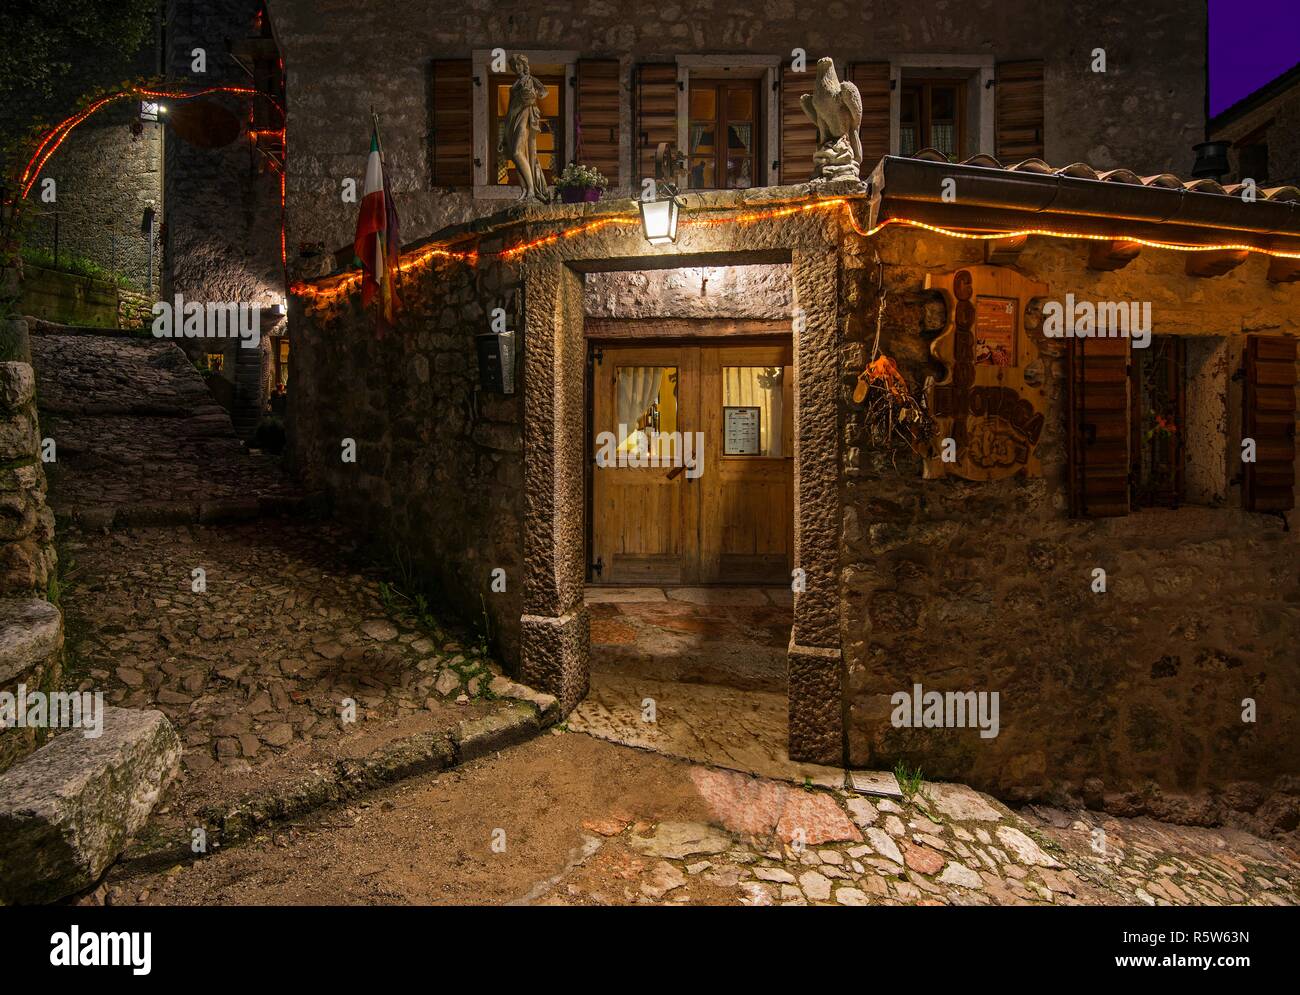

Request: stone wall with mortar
left=0, top=330, right=57, bottom=597
left=289, top=253, right=526, bottom=667
left=163, top=0, right=287, bottom=390
left=267, top=0, right=1206, bottom=269
left=841, top=225, right=1300, bottom=832
left=0, top=323, right=63, bottom=774
left=584, top=264, right=791, bottom=320
left=23, top=110, right=163, bottom=295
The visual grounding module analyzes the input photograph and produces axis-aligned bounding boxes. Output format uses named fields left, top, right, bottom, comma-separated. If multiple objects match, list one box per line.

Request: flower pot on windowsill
left=558, top=186, right=603, bottom=204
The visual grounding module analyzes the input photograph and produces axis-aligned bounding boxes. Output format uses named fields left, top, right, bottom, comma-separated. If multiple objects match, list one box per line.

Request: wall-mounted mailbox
left=476, top=329, right=516, bottom=395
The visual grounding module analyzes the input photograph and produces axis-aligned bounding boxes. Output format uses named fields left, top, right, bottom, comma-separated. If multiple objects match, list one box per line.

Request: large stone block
left=0, top=362, right=35, bottom=411
left=0, top=596, right=61, bottom=686
left=0, top=707, right=181, bottom=904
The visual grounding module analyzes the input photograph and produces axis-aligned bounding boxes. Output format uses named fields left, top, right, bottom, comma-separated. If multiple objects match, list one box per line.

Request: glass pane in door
left=722, top=366, right=785, bottom=456
left=614, top=366, right=679, bottom=459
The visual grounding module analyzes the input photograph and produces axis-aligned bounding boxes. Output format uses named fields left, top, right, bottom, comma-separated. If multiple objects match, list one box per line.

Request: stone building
left=13, top=0, right=288, bottom=437
left=1209, top=61, right=1300, bottom=190
left=276, top=0, right=1300, bottom=830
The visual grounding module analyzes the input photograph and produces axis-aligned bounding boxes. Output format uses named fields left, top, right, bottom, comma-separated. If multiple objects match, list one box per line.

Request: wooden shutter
left=779, top=63, right=818, bottom=184
left=634, top=64, right=677, bottom=182
left=1244, top=334, right=1298, bottom=512
left=995, top=59, right=1044, bottom=163
left=576, top=59, right=621, bottom=185
left=1068, top=337, right=1130, bottom=517
left=431, top=59, right=473, bottom=186
left=848, top=62, right=891, bottom=171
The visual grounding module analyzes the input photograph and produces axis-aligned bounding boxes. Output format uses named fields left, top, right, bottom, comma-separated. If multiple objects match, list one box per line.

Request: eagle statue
left=800, top=57, right=864, bottom=180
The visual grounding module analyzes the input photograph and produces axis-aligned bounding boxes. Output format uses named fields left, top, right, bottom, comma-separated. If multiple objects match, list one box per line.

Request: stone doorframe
left=515, top=210, right=845, bottom=765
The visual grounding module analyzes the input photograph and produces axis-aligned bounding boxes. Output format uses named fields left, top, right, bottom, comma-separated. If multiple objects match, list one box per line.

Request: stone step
left=52, top=492, right=327, bottom=532
left=0, top=707, right=182, bottom=904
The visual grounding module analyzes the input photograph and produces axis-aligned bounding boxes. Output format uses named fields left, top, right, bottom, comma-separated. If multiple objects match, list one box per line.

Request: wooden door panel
left=590, top=341, right=792, bottom=586
left=700, top=344, right=793, bottom=584
left=591, top=346, right=699, bottom=583
left=594, top=467, right=686, bottom=583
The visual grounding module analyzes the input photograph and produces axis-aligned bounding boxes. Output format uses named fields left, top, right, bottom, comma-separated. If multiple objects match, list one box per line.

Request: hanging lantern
left=639, top=142, right=686, bottom=245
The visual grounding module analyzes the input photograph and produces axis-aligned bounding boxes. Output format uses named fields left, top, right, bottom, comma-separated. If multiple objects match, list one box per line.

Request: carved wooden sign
left=924, top=265, right=1050, bottom=481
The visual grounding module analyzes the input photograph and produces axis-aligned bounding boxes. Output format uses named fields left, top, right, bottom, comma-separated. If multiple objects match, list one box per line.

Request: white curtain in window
left=618, top=366, right=664, bottom=441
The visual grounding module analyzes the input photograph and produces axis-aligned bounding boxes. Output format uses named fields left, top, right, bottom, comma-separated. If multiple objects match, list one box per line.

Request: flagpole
left=371, top=107, right=385, bottom=165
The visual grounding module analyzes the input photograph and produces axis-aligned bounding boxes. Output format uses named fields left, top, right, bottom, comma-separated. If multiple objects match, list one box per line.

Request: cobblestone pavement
left=97, top=734, right=1300, bottom=906
left=60, top=521, right=549, bottom=828
left=30, top=331, right=301, bottom=525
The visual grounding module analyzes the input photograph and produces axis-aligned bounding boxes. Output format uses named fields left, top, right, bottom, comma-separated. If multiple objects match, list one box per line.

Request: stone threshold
left=113, top=693, right=557, bottom=876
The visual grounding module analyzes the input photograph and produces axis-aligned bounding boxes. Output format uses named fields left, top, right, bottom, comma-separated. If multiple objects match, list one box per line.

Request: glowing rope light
left=17, top=85, right=282, bottom=199
left=292, top=195, right=1300, bottom=307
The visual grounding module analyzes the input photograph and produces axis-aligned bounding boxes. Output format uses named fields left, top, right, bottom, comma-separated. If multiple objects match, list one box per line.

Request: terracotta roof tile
left=904, top=147, right=1300, bottom=204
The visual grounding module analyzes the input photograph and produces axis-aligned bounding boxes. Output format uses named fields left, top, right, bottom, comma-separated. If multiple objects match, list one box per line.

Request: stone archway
left=516, top=214, right=844, bottom=765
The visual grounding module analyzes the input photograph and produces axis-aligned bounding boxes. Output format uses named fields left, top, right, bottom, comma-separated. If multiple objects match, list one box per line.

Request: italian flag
left=353, top=124, right=400, bottom=328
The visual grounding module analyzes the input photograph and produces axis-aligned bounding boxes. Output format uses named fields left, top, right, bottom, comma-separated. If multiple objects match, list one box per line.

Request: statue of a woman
left=501, top=54, right=550, bottom=202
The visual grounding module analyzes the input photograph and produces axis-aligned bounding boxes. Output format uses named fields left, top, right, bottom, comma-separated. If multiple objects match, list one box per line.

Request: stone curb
left=113, top=699, right=547, bottom=875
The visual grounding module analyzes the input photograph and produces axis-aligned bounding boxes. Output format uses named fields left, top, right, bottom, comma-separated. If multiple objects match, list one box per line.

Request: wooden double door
left=590, top=341, right=793, bottom=585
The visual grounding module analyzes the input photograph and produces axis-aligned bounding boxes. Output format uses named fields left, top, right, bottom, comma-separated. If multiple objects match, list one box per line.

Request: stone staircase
left=24, top=320, right=319, bottom=529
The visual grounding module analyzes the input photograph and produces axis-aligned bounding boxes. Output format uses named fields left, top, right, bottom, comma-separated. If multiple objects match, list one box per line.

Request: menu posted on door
left=724, top=405, right=761, bottom=455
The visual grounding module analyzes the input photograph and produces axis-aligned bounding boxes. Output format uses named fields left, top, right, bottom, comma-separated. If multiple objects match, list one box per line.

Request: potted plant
left=555, top=162, right=608, bottom=203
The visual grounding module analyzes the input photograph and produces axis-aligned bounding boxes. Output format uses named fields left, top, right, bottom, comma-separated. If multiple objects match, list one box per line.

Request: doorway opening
left=570, top=262, right=812, bottom=780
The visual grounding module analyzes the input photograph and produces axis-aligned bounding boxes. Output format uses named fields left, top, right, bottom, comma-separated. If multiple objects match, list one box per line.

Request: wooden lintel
left=1266, top=256, right=1300, bottom=283
left=984, top=233, right=1028, bottom=265
left=1185, top=249, right=1249, bottom=278
left=584, top=317, right=791, bottom=340
left=1086, top=239, right=1142, bottom=272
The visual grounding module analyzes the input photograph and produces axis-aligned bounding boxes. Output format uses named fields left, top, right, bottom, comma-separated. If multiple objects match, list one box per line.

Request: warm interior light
left=639, top=197, right=679, bottom=245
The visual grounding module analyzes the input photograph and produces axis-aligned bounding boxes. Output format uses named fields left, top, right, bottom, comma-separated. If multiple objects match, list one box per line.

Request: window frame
left=1128, top=334, right=1188, bottom=509
left=486, top=69, right=567, bottom=189
left=899, top=78, right=967, bottom=160
left=471, top=49, right=579, bottom=200
left=674, top=56, right=781, bottom=190
left=687, top=77, right=763, bottom=190
left=889, top=55, right=995, bottom=160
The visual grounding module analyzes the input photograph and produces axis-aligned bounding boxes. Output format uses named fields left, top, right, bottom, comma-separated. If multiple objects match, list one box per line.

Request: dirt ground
left=101, top=732, right=1300, bottom=907
left=108, top=733, right=718, bottom=905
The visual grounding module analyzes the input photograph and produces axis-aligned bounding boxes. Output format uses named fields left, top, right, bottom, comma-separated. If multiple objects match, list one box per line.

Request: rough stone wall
left=584, top=264, right=791, bottom=320
left=1212, top=78, right=1300, bottom=189
left=23, top=108, right=163, bottom=295
left=163, top=0, right=287, bottom=384
left=289, top=256, right=525, bottom=666
left=841, top=225, right=1300, bottom=829
left=0, top=328, right=57, bottom=597
left=268, top=0, right=1206, bottom=265
left=0, top=320, right=62, bottom=773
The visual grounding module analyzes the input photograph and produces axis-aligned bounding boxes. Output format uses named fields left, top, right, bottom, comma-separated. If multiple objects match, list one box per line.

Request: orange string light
left=17, top=85, right=280, bottom=200
left=292, top=195, right=1300, bottom=307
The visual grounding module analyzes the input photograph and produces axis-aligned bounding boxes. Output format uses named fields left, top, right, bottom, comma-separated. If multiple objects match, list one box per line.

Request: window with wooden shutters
left=431, top=59, right=473, bottom=187
left=1068, top=336, right=1130, bottom=517
left=779, top=63, right=817, bottom=184
left=687, top=79, right=760, bottom=189
left=1244, top=334, right=1298, bottom=513
left=576, top=59, right=621, bottom=185
left=847, top=62, right=890, bottom=172
left=635, top=64, right=678, bottom=182
left=1129, top=335, right=1186, bottom=508
left=995, top=59, right=1044, bottom=163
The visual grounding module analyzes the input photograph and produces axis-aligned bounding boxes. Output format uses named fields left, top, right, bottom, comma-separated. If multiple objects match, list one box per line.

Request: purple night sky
left=1209, top=0, right=1300, bottom=116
